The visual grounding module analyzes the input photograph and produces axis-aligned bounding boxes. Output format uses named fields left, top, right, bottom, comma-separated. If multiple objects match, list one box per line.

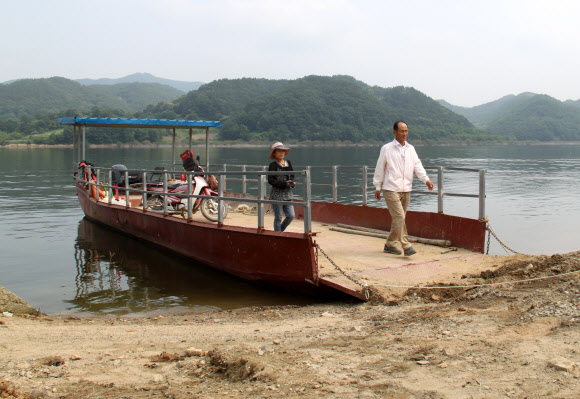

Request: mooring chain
left=315, top=244, right=372, bottom=300
left=487, top=222, right=522, bottom=255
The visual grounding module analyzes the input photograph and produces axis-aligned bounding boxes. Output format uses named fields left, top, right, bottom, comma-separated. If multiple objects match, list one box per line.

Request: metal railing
left=423, top=166, right=487, bottom=220
left=78, top=163, right=487, bottom=235
left=208, top=164, right=486, bottom=220
left=77, top=166, right=314, bottom=233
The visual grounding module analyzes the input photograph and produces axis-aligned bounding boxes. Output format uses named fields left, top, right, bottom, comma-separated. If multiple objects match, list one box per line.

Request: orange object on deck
left=90, top=183, right=106, bottom=199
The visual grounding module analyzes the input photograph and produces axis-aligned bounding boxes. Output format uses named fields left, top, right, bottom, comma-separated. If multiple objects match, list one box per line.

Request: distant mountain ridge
left=0, top=77, right=186, bottom=119
left=438, top=93, right=538, bottom=127
left=438, top=93, right=580, bottom=141
left=75, top=72, right=204, bottom=93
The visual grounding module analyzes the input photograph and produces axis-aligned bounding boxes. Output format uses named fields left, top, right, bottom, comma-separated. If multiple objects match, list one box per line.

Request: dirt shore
left=1, top=251, right=579, bottom=399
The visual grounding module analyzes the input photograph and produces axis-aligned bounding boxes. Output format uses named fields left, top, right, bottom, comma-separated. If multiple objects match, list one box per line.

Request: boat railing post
left=218, top=174, right=225, bottom=226
left=187, top=172, right=193, bottom=219
left=362, top=166, right=368, bottom=206
left=303, top=169, right=312, bottom=233
left=92, top=166, right=98, bottom=194
left=162, top=172, right=168, bottom=215
left=241, top=165, right=247, bottom=195
left=142, top=171, right=147, bottom=212
left=123, top=170, right=129, bottom=208
left=437, top=167, right=444, bottom=214
left=222, top=164, right=227, bottom=193
left=479, top=169, right=486, bottom=220
left=86, top=164, right=92, bottom=196
left=124, top=170, right=130, bottom=208
left=257, top=174, right=265, bottom=232
left=108, top=169, right=113, bottom=204
left=332, top=166, right=338, bottom=203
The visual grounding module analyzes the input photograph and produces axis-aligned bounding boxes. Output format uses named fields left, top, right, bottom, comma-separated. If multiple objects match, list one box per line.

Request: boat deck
left=125, top=196, right=504, bottom=301
left=244, top=211, right=503, bottom=301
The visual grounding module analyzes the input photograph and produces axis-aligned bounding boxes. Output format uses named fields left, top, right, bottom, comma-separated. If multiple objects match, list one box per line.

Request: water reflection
left=70, top=218, right=314, bottom=316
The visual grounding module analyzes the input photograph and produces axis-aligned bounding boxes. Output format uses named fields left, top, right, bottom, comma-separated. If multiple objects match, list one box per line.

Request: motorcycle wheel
left=200, top=198, right=228, bottom=222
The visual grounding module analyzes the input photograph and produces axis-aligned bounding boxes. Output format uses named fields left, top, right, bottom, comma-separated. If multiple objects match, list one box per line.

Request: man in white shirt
left=373, top=121, right=434, bottom=256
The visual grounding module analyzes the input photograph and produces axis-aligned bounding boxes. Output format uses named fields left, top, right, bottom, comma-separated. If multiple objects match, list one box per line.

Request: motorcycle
left=146, top=152, right=228, bottom=222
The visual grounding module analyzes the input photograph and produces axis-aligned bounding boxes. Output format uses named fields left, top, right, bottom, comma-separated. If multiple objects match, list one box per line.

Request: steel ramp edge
left=317, top=278, right=368, bottom=301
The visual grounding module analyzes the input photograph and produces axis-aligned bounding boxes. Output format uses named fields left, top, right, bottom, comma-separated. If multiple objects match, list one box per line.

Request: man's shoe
left=384, top=245, right=402, bottom=255
left=404, top=247, right=417, bottom=256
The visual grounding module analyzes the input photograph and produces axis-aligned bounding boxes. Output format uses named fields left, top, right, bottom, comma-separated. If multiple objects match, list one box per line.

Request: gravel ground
left=1, top=251, right=579, bottom=399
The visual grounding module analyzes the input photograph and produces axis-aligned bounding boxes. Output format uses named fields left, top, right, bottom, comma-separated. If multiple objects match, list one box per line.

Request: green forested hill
left=0, top=77, right=185, bottom=119
left=3, top=74, right=578, bottom=145
left=438, top=93, right=580, bottom=141
left=485, top=95, right=580, bottom=141
left=141, top=77, right=290, bottom=121
left=145, top=75, right=490, bottom=143
left=370, top=85, right=478, bottom=142
left=3, top=75, right=509, bottom=145
left=438, top=93, right=538, bottom=127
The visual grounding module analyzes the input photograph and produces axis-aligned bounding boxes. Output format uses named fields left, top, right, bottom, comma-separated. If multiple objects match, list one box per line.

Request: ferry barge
left=59, top=117, right=490, bottom=301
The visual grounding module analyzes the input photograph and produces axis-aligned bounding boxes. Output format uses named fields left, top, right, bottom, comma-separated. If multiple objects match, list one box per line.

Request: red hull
left=77, top=184, right=318, bottom=287
left=77, top=183, right=486, bottom=300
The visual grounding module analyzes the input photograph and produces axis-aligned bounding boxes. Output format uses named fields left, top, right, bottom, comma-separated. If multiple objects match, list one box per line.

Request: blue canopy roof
left=58, top=117, right=220, bottom=129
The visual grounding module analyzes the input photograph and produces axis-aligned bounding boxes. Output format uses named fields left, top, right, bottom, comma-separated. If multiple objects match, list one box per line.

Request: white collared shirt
left=373, top=139, right=430, bottom=192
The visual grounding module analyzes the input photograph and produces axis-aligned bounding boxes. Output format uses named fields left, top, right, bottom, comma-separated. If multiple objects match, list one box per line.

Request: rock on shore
left=0, top=285, right=42, bottom=316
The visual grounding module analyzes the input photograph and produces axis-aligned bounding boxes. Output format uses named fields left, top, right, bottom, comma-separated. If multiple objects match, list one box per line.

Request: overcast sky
left=1, top=0, right=579, bottom=107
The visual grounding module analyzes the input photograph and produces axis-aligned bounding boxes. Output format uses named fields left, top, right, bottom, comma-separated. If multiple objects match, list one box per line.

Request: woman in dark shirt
left=268, top=142, right=295, bottom=232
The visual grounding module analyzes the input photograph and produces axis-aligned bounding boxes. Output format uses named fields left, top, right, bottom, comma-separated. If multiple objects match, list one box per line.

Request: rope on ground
left=231, top=204, right=257, bottom=215
left=377, top=268, right=580, bottom=290
left=315, top=244, right=373, bottom=300
left=486, top=221, right=522, bottom=255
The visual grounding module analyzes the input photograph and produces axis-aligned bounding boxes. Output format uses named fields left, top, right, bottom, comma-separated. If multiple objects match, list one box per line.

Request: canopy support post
left=205, top=127, right=210, bottom=171
left=81, top=125, right=85, bottom=163
left=171, top=128, right=176, bottom=172
left=188, top=127, right=192, bottom=153
left=73, top=125, right=77, bottom=172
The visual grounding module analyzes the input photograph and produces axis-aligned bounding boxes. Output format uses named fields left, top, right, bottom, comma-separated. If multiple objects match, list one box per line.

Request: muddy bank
left=1, top=251, right=579, bottom=398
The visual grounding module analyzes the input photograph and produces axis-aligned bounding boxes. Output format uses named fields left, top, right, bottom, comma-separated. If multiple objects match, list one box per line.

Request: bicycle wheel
left=146, top=195, right=163, bottom=211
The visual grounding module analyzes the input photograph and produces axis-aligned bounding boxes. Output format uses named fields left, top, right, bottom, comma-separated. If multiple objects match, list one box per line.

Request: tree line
left=12, top=74, right=580, bottom=145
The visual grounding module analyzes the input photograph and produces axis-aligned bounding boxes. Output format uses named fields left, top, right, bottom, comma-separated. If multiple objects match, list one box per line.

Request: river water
left=1, top=144, right=579, bottom=315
